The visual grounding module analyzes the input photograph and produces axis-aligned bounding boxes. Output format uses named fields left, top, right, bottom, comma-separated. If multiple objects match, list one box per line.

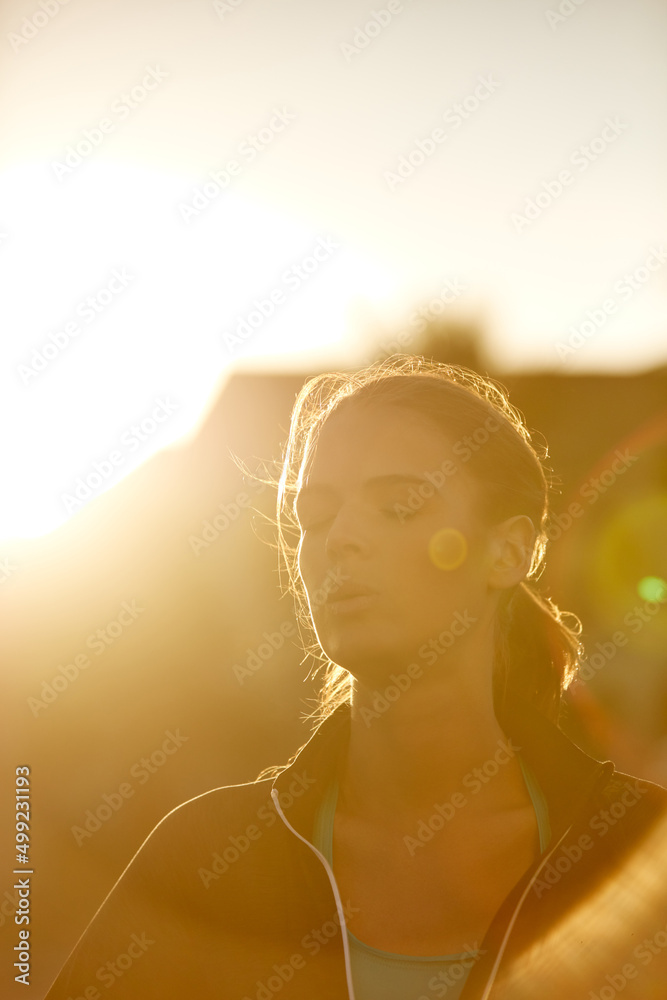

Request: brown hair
left=275, top=354, right=582, bottom=726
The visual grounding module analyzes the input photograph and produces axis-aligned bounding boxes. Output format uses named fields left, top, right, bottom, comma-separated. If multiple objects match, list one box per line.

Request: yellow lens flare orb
left=637, top=576, right=667, bottom=603
left=428, top=528, right=467, bottom=570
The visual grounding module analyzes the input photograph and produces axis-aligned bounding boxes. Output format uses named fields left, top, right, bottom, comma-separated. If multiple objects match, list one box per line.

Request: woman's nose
left=324, top=503, right=373, bottom=559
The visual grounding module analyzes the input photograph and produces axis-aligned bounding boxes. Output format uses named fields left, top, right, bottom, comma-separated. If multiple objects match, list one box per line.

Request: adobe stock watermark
left=391, top=415, right=501, bottom=523
left=61, top=397, right=179, bottom=514
left=339, top=0, right=408, bottom=62
left=59, top=931, right=155, bottom=997
left=233, top=567, right=350, bottom=684
left=0, top=557, right=18, bottom=584
left=7, top=0, right=71, bottom=54
left=51, top=67, right=169, bottom=180
left=198, top=773, right=316, bottom=888
left=233, top=622, right=296, bottom=685
left=300, top=901, right=361, bottom=957
left=27, top=600, right=145, bottom=716
left=359, top=609, right=478, bottom=727
left=417, top=947, right=485, bottom=999
left=17, top=268, right=134, bottom=385
left=604, top=916, right=667, bottom=998
left=532, top=779, right=649, bottom=901
left=554, top=246, right=667, bottom=361
left=221, top=235, right=340, bottom=353
left=212, top=0, right=246, bottom=17
left=545, top=448, right=639, bottom=543
left=404, top=738, right=522, bottom=855
left=178, top=107, right=296, bottom=223
left=71, top=729, right=189, bottom=846
left=576, top=592, right=667, bottom=685
left=384, top=75, right=501, bottom=191
left=0, top=886, right=21, bottom=932
left=189, top=480, right=267, bottom=555
left=241, top=901, right=361, bottom=1000
left=590, top=950, right=660, bottom=1000
left=511, top=117, right=627, bottom=233
left=376, top=276, right=468, bottom=360
left=545, top=0, right=590, bottom=30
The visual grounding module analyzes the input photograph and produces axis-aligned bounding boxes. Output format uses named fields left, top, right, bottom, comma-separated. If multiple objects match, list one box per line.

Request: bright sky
left=1, top=0, right=666, bottom=540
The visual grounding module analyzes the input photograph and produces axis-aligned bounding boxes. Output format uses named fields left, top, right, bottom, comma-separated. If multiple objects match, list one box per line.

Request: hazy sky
left=1, top=0, right=666, bottom=537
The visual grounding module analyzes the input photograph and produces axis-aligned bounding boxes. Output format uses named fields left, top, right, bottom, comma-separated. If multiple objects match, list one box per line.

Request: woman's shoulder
left=160, top=775, right=275, bottom=821
left=42, top=778, right=295, bottom=998
left=597, top=766, right=667, bottom=807
left=136, top=775, right=277, bottom=860
left=584, top=764, right=667, bottom=853
left=69, top=776, right=285, bottom=930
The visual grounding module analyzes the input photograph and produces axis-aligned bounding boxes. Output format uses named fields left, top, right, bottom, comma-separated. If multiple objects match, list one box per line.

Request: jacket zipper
left=271, top=788, right=357, bottom=1000
left=477, top=760, right=613, bottom=997
left=476, top=821, right=574, bottom=999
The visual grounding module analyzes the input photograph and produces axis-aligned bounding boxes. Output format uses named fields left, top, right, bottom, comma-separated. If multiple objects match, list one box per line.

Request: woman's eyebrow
left=365, top=474, right=434, bottom=489
left=296, top=474, right=434, bottom=501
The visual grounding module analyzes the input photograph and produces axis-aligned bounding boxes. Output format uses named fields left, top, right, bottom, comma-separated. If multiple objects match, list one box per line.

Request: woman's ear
left=486, top=515, right=536, bottom=590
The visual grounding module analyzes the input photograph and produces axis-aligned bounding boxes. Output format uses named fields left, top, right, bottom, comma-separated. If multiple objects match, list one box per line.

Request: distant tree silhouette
left=373, top=314, right=496, bottom=375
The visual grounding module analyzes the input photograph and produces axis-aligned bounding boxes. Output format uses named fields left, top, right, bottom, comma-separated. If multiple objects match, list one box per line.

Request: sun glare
left=1, top=160, right=392, bottom=542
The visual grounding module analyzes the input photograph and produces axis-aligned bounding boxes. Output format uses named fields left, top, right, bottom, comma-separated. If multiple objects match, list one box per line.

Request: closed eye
left=300, top=504, right=417, bottom=528
left=381, top=504, right=417, bottom=521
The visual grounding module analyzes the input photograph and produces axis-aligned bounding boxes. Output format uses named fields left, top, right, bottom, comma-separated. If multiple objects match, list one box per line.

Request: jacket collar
left=499, top=694, right=613, bottom=836
left=272, top=697, right=612, bottom=845
left=272, top=703, right=351, bottom=840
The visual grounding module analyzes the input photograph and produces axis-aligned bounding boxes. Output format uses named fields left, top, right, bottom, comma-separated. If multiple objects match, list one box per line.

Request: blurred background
left=1, top=0, right=666, bottom=995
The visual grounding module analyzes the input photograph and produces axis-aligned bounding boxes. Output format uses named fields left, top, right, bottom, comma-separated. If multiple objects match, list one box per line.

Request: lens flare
left=428, top=528, right=467, bottom=570
left=637, top=576, right=667, bottom=603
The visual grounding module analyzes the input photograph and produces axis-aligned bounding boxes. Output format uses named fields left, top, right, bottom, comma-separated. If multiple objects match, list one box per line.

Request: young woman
left=45, top=356, right=667, bottom=999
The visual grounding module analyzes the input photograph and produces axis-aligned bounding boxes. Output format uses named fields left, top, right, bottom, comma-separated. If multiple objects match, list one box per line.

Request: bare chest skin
left=332, top=802, right=540, bottom=956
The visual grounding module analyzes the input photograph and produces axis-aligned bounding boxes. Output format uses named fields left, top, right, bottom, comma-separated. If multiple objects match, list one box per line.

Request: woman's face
left=295, top=401, right=498, bottom=687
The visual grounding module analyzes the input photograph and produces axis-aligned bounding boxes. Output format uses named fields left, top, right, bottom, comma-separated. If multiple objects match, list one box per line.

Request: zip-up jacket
left=44, top=699, right=667, bottom=999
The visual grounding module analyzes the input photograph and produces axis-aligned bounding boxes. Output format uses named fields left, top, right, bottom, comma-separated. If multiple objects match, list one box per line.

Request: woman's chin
left=320, top=637, right=414, bottom=684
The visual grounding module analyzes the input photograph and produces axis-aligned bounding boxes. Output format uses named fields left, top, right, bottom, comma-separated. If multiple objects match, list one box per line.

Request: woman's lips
left=325, top=590, right=377, bottom=614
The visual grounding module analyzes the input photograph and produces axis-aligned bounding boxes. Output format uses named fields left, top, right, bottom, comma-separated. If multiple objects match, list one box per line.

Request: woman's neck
left=342, top=655, right=525, bottom=819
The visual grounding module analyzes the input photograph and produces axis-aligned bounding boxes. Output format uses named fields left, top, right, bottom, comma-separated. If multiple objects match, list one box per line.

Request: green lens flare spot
left=428, top=528, right=468, bottom=570
left=637, top=576, right=667, bottom=603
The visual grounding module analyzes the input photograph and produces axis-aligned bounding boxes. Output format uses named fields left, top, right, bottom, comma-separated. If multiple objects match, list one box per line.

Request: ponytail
left=494, top=582, right=582, bottom=724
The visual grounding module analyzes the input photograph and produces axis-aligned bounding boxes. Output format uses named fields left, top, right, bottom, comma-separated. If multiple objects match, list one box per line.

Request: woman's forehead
left=299, top=401, right=457, bottom=485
